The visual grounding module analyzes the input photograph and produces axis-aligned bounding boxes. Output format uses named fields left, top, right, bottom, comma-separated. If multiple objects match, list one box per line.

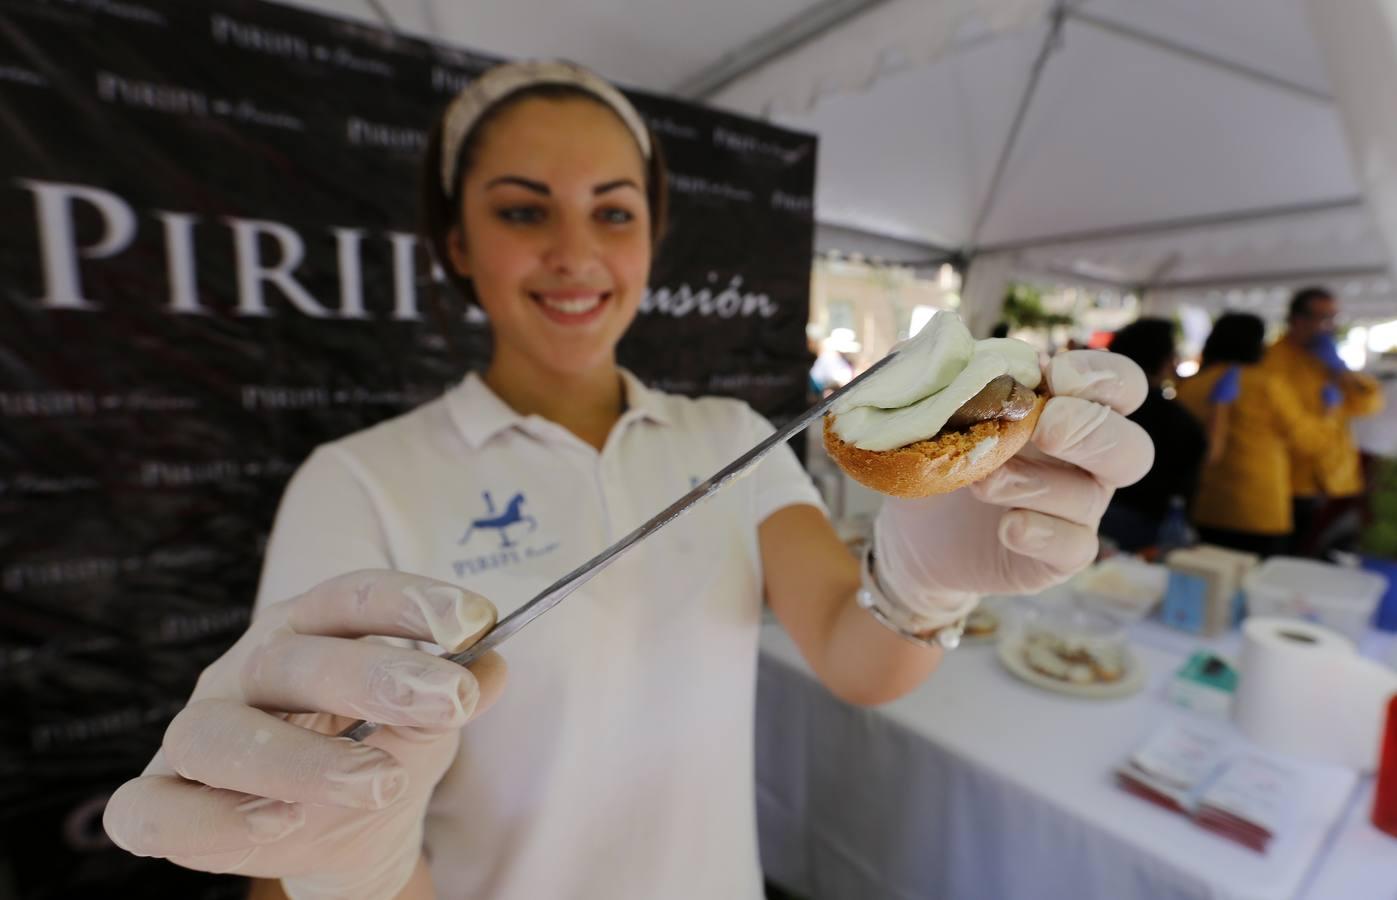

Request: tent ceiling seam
left=674, top=0, right=892, bottom=101
left=1065, top=9, right=1332, bottom=104
left=1149, top=264, right=1390, bottom=291
left=965, top=0, right=1068, bottom=254
left=363, top=0, right=398, bottom=35
left=980, top=196, right=1365, bottom=254
left=419, top=0, right=440, bottom=37
left=1017, top=263, right=1134, bottom=290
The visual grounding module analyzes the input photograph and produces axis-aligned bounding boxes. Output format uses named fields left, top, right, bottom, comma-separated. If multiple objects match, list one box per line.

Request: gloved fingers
left=998, top=510, right=1100, bottom=576
left=103, top=773, right=304, bottom=860
left=160, top=699, right=409, bottom=810
left=381, top=650, right=509, bottom=743
left=1046, top=351, right=1148, bottom=415
left=1031, top=397, right=1155, bottom=488
left=240, top=632, right=480, bottom=729
left=970, top=456, right=1113, bottom=527
left=289, top=570, right=497, bottom=653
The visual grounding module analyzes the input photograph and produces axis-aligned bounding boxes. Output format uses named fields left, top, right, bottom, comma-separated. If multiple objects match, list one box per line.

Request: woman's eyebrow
left=485, top=175, right=549, bottom=194
left=594, top=179, right=641, bottom=195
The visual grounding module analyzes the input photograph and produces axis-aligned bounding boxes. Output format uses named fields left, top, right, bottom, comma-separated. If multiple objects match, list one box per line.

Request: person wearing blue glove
left=1208, top=365, right=1242, bottom=405
left=1177, top=314, right=1345, bottom=557
left=1201, top=363, right=1244, bottom=468
left=1310, top=332, right=1350, bottom=373
left=1260, top=287, right=1384, bottom=555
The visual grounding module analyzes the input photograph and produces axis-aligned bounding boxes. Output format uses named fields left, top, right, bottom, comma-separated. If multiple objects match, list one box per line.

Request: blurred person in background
left=1260, top=286, right=1383, bottom=556
left=809, top=326, right=858, bottom=393
left=1176, top=313, right=1346, bottom=557
left=1099, top=318, right=1207, bottom=552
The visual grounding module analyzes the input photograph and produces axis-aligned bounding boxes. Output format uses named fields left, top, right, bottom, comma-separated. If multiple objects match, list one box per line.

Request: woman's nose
left=543, top=218, right=598, bottom=275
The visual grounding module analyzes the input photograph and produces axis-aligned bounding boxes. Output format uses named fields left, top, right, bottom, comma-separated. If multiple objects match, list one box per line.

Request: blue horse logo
left=459, top=491, right=538, bottom=549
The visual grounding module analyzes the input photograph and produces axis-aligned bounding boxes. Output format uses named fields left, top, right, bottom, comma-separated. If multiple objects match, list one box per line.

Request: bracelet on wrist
left=856, top=546, right=976, bottom=650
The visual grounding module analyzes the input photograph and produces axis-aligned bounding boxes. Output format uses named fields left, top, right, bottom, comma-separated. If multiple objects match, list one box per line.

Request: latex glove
left=103, top=571, right=505, bottom=900
left=1309, top=334, right=1349, bottom=373
left=1321, top=382, right=1343, bottom=409
left=1207, top=365, right=1242, bottom=404
left=873, top=351, right=1154, bottom=622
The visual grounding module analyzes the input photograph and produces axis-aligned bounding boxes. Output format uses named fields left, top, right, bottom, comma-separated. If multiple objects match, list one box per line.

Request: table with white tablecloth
left=755, top=619, right=1397, bottom=900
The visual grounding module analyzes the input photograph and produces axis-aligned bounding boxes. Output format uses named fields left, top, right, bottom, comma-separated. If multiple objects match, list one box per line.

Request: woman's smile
left=529, top=288, right=612, bottom=326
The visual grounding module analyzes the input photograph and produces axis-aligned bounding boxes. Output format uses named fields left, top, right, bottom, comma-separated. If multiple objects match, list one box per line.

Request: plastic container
left=1359, top=556, right=1397, bottom=632
left=1072, top=556, right=1169, bottom=623
left=1242, top=556, right=1387, bottom=642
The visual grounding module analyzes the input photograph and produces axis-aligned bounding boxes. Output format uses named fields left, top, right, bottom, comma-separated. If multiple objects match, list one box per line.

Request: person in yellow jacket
left=1259, top=287, right=1384, bottom=554
left=1176, top=313, right=1346, bottom=557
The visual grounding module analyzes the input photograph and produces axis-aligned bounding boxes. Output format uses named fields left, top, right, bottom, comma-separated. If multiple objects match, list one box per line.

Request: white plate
left=996, top=637, right=1146, bottom=699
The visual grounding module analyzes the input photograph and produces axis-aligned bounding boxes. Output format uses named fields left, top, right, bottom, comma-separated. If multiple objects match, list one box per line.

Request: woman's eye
left=497, top=206, right=545, bottom=224
left=597, top=207, right=635, bottom=225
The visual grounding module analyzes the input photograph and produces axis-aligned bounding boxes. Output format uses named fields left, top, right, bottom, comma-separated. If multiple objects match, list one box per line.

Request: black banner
left=0, top=1, right=816, bottom=895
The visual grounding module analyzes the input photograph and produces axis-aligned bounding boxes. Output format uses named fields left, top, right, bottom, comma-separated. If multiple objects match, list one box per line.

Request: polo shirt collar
left=447, top=368, right=672, bottom=450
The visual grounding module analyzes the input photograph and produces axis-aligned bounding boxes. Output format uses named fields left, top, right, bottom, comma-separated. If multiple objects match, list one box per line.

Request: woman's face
left=448, top=96, right=652, bottom=380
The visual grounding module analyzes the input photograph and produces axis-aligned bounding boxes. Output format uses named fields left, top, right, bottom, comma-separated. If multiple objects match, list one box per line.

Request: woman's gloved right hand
left=103, top=570, right=506, bottom=900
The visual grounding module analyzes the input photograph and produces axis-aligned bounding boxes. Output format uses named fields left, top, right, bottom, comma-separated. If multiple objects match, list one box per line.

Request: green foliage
left=1362, top=456, right=1397, bottom=559
left=1002, top=283, right=1075, bottom=330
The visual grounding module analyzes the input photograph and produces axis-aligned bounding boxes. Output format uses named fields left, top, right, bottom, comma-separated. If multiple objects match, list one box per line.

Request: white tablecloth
left=755, top=621, right=1396, bottom=900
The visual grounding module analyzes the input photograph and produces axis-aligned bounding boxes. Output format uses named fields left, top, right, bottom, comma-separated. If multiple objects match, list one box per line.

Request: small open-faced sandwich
left=823, top=312, right=1046, bottom=498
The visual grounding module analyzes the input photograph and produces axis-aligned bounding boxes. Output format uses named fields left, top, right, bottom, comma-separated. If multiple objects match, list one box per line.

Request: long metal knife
left=340, top=351, right=898, bottom=741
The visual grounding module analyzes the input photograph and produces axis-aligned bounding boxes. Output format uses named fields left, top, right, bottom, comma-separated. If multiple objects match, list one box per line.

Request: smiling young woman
left=419, top=75, right=670, bottom=450
left=103, top=60, right=1154, bottom=900
left=447, top=96, right=652, bottom=447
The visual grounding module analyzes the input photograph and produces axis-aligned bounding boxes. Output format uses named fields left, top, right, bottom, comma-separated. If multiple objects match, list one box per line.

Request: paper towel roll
left=1234, top=617, right=1397, bottom=771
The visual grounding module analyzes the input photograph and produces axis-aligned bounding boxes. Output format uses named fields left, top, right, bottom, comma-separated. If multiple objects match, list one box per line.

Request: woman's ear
left=446, top=226, right=470, bottom=278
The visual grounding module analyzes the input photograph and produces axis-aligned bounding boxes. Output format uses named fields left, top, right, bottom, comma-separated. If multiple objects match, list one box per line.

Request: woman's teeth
left=537, top=294, right=604, bottom=314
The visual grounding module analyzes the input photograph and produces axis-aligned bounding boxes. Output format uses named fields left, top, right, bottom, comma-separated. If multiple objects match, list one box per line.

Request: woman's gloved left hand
left=870, top=351, right=1155, bottom=627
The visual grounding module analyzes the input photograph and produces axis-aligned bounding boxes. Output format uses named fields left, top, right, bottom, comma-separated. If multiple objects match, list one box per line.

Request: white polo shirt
left=254, top=370, right=824, bottom=899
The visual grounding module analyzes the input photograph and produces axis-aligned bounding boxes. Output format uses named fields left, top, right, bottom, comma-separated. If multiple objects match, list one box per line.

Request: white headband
left=439, top=60, right=652, bottom=196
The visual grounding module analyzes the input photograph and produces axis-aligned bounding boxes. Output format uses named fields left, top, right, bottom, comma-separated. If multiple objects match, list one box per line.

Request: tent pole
left=966, top=1, right=1068, bottom=252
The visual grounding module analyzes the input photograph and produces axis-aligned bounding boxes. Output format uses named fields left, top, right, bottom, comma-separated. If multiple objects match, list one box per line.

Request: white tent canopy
left=287, top=0, right=1397, bottom=323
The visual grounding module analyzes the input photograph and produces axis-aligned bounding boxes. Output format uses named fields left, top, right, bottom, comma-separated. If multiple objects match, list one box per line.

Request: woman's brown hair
left=418, top=83, right=669, bottom=309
